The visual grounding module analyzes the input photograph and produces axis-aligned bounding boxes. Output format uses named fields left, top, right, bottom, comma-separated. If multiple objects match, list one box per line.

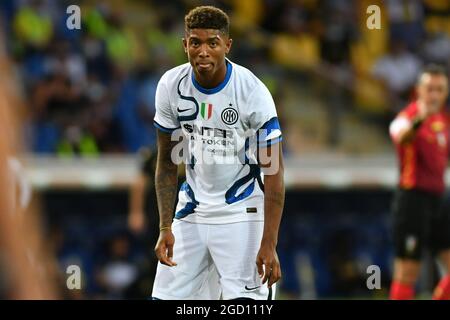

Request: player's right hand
left=155, top=230, right=177, bottom=267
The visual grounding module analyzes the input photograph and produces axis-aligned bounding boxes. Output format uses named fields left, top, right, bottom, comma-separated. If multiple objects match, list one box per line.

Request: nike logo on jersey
left=177, top=107, right=191, bottom=112
left=245, top=285, right=261, bottom=291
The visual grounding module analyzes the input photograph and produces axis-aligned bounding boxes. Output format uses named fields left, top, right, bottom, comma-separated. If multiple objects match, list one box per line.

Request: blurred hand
left=155, top=230, right=177, bottom=267
left=128, top=211, right=146, bottom=234
left=418, top=102, right=439, bottom=120
left=256, top=242, right=281, bottom=288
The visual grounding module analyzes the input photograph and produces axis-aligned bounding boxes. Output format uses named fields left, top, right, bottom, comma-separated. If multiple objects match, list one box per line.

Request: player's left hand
left=256, top=242, right=281, bottom=288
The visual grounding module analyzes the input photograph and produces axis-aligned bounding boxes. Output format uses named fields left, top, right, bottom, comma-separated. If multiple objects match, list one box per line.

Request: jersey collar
left=191, top=59, right=232, bottom=95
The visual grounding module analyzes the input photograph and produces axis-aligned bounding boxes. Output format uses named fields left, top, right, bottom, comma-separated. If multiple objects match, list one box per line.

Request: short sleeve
left=153, top=77, right=180, bottom=133
left=247, top=82, right=282, bottom=148
left=389, top=115, right=411, bottom=142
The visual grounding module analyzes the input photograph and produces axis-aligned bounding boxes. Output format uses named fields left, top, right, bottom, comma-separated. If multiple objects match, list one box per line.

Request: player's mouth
left=197, top=62, right=213, bottom=71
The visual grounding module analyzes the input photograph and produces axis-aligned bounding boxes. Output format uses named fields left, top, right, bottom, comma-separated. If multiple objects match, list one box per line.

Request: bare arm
left=154, top=130, right=179, bottom=266
left=128, top=173, right=148, bottom=233
left=256, top=142, right=285, bottom=288
left=155, top=130, right=179, bottom=228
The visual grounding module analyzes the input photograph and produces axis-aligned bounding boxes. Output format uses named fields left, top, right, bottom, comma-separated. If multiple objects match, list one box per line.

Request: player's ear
left=182, top=37, right=188, bottom=53
left=225, top=37, right=232, bottom=55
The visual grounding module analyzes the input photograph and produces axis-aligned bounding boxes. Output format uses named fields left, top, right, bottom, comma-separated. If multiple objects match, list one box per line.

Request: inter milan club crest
left=200, top=102, right=213, bottom=120
left=221, top=104, right=239, bottom=125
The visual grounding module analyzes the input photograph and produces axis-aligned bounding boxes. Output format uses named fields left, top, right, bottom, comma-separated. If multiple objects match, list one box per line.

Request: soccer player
left=128, top=147, right=157, bottom=234
left=389, top=65, right=450, bottom=300
left=151, top=6, right=284, bottom=300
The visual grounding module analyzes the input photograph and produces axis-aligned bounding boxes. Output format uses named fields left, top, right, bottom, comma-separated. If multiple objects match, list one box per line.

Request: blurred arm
left=128, top=173, right=148, bottom=233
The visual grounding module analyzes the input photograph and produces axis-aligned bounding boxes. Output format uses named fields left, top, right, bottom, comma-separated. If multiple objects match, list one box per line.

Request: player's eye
left=209, top=41, right=217, bottom=48
left=190, top=40, right=200, bottom=47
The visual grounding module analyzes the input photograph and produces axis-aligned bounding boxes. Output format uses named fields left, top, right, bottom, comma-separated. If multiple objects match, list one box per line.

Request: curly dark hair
left=185, top=6, right=229, bottom=35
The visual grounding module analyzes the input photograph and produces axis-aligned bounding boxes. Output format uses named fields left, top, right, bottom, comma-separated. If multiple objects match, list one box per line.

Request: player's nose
left=198, top=44, right=210, bottom=57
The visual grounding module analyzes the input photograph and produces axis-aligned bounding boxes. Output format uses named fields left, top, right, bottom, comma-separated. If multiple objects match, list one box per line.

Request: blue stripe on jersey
left=153, top=121, right=180, bottom=133
left=225, top=164, right=260, bottom=204
left=258, top=135, right=283, bottom=148
left=177, top=74, right=199, bottom=122
left=244, top=137, right=250, bottom=165
left=191, top=60, right=232, bottom=95
left=257, top=117, right=282, bottom=148
left=260, top=116, right=281, bottom=131
left=175, top=182, right=199, bottom=219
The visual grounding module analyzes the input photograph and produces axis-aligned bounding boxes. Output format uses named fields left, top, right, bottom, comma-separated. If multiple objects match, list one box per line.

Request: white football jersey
left=154, top=59, right=282, bottom=224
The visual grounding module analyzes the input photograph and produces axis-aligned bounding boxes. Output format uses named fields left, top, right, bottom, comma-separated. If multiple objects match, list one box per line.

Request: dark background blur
left=1, top=0, right=450, bottom=299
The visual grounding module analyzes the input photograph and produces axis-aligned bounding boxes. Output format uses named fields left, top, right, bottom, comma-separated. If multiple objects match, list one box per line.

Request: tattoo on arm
left=264, top=189, right=285, bottom=208
left=155, top=130, right=178, bottom=228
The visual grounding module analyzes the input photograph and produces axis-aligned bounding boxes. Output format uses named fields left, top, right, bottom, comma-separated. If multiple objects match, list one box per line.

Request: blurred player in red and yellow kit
left=389, top=65, right=450, bottom=300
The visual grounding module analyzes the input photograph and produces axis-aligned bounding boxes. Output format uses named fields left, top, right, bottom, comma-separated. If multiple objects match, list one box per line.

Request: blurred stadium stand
left=1, top=0, right=450, bottom=299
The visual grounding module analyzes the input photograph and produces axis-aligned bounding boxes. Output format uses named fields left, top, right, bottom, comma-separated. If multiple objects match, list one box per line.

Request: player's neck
left=193, top=60, right=228, bottom=89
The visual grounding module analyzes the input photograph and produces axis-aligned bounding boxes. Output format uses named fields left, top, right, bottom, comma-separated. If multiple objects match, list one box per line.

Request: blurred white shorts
left=151, top=219, right=276, bottom=300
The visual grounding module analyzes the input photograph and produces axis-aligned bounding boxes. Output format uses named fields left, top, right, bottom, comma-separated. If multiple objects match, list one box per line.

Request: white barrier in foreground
left=22, top=154, right=448, bottom=190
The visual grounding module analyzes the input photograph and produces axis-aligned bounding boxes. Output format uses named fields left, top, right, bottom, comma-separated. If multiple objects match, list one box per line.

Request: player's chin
left=430, top=103, right=441, bottom=113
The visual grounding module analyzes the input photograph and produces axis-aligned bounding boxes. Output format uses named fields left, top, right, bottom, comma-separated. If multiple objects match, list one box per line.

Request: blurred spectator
left=421, top=31, right=450, bottom=66
left=104, top=11, right=139, bottom=72
left=56, top=125, right=99, bottom=157
left=13, top=0, right=54, bottom=51
left=317, top=1, right=356, bottom=147
left=326, top=229, right=369, bottom=298
left=146, top=7, right=185, bottom=67
left=43, top=39, right=86, bottom=87
left=386, top=0, right=425, bottom=50
left=319, top=1, right=356, bottom=67
left=95, top=233, right=139, bottom=299
left=372, top=40, right=422, bottom=111
left=4, top=0, right=447, bottom=154
left=114, top=67, right=159, bottom=153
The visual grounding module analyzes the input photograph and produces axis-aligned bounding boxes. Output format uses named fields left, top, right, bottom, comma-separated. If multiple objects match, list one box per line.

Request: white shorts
left=151, top=219, right=276, bottom=300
